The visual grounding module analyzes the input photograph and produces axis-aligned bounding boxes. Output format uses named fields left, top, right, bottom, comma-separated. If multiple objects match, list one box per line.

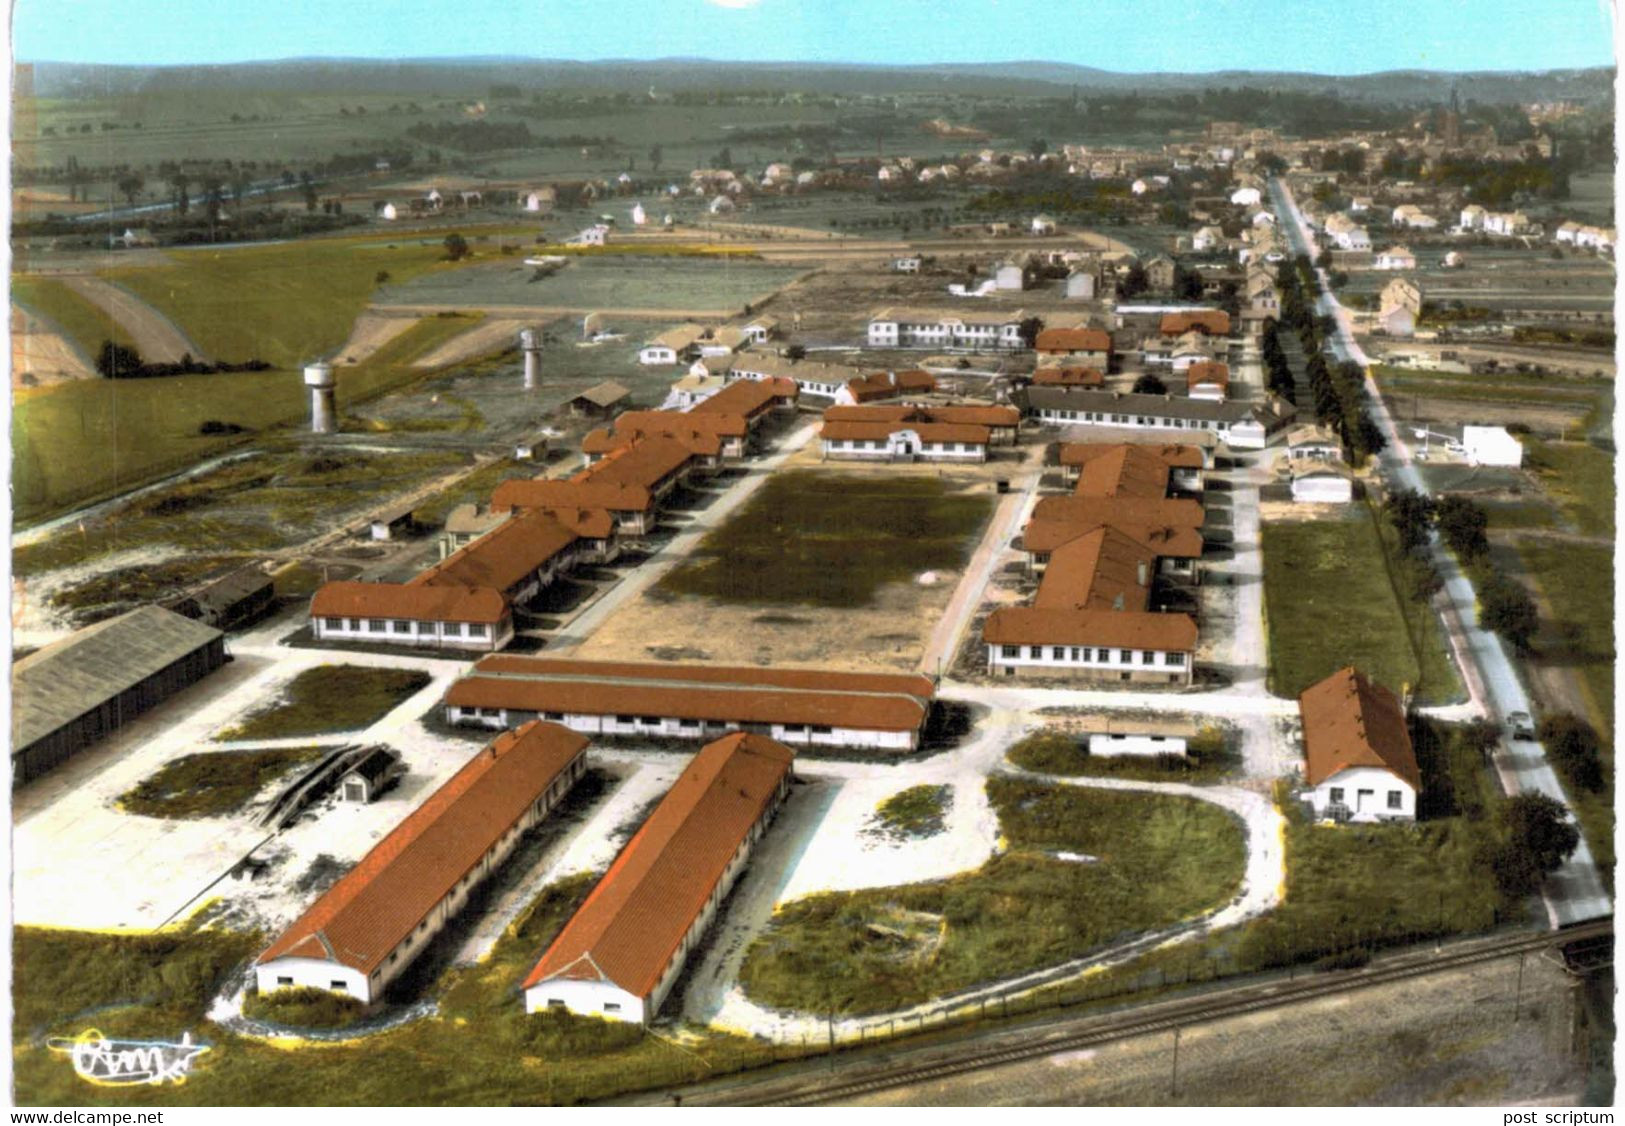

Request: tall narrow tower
left=520, top=328, right=541, bottom=391
left=304, top=362, right=336, bottom=433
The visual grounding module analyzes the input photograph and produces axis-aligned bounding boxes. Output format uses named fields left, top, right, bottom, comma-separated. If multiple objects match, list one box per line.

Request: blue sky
left=14, top=0, right=1618, bottom=72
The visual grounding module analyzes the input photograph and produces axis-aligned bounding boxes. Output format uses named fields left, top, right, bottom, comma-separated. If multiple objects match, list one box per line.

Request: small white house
left=1462, top=425, right=1523, bottom=468
left=1064, top=271, right=1096, bottom=299
left=1374, top=246, right=1417, bottom=271
left=1230, top=186, right=1262, bottom=207
left=1298, top=667, right=1419, bottom=823
left=1030, top=214, right=1057, bottom=235
left=994, top=263, right=1025, bottom=291
left=892, top=256, right=922, bottom=274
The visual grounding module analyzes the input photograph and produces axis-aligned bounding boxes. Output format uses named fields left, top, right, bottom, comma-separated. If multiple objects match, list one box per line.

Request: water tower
left=304, top=362, right=336, bottom=433
left=519, top=329, right=541, bottom=390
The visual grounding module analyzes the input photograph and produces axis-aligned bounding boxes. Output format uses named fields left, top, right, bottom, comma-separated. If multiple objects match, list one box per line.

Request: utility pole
left=1170, top=1025, right=1181, bottom=1098
left=1513, top=950, right=1526, bottom=1022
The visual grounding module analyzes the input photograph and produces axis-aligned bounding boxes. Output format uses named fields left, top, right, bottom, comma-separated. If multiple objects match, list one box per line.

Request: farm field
left=1341, top=244, right=1616, bottom=312
left=1260, top=509, right=1462, bottom=705
left=737, top=779, right=1247, bottom=1014
left=374, top=255, right=807, bottom=314
left=1525, top=439, right=1615, bottom=536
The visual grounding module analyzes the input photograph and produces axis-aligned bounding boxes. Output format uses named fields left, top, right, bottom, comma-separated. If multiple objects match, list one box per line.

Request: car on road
left=1507, top=710, right=1536, bottom=740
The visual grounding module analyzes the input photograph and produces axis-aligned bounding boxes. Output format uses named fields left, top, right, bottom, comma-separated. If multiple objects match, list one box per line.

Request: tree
left=116, top=173, right=144, bottom=207
left=648, top=143, right=663, bottom=173
left=784, top=344, right=807, bottom=362
left=1173, top=264, right=1204, bottom=302
left=442, top=233, right=471, bottom=262
left=1477, top=570, right=1539, bottom=653
left=1384, top=489, right=1436, bottom=555
left=1118, top=261, right=1149, bottom=298
left=1434, top=495, right=1489, bottom=562
left=1133, top=373, right=1168, bottom=395
left=1489, top=793, right=1579, bottom=897
left=1017, top=316, right=1045, bottom=350
left=1538, top=713, right=1605, bottom=793
left=301, top=172, right=318, bottom=213
left=96, top=340, right=145, bottom=379
left=1028, top=137, right=1048, bottom=159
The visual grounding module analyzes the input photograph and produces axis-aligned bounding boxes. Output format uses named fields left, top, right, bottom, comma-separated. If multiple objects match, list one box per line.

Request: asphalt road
left=1268, top=177, right=1611, bottom=926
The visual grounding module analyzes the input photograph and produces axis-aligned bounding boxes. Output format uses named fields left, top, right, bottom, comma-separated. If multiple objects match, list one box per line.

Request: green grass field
left=1007, top=729, right=1236, bottom=783
left=11, top=275, right=137, bottom=360
left=215, top=666, right=430, bottom=741
left=1517, top=541, right=1614, bottom=880
left=108, top=235, right=480, bottom=368
left=1527, top=440, right=1615, bottom=537
left=13, top=314, right=477, bottom=526
left=738, top=779, right=1246, bottom=1014
left=1261, top=511, right=1462, bottom=705
left=118, top=747, right=326, bottom=819
left=867, top=785, right=953, bottom=841
left=658, top=472, right=996, bottom=607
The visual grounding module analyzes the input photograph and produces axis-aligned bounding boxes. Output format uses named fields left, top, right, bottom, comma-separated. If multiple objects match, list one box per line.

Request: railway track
left=689, top=919, right=1611, bottom=1107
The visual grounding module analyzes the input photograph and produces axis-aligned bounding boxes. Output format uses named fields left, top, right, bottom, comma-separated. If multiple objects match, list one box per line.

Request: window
left=468, top=623, right=487, bottom=638
left=1141, top=651, right=1154, bottom=665
left=393, top=619, right=411, bottom=633
left=1329, top=787, right=1345, bottom=804
left=330, top=981, right=348, bottom=992
left=1069, top=647, right=1080, bottom=661
left=1029, top=646, right=1043, bottom=659
left=813, top=725, right=832, bottom=734
left=548, top=999, right=566, bottom=1009
left=1052, top=647, right=1066, bottom=661
left=277, top=976, right=293, bottom=986
left=679, top=719, right=700, bottom=729
left=545, top=712, right=564, bottom=721
left=782, top=724, right=805, bottom=733
left=1118, top=649, right=1131, bottom=663
left=616, top=715, right=635, bottom=724
left=1166, top=652, right=1186, bottom=666
left=639, top=716, right=660, bottom=725
left=603, top=1003, right=621, bottom=1013
left=1387, top=791, right=1403, bottom=810
left=366, top=619, right=386, bottom=633
left=1080, top=648, right=1093, bottom=662
left=1001, top=645, right=1020, bottom=659
left=324, top=617, right=343, bottom=630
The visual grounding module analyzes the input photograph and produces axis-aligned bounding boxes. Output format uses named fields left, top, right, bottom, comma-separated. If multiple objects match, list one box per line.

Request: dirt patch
left=58, top=274, right=207, bottom=363
left=10, top=305, right=94, bottom=386
left=413, top=316, right=528, bottom=368
left=334, top=312, right=423, bottom=366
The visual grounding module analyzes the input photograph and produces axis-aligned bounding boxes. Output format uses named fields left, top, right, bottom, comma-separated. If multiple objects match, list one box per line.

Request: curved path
left=59, top=274, right=210, bottom=363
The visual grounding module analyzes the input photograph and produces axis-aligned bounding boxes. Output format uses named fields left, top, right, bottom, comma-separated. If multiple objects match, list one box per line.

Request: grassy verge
left=11, top=275, right=137, bottom=359
left=216, top=666, right=430, bottom=741
left=12, top=877, right=796, bottom=1106
left=1526, top=440, right=1614, bottom=537
left=1261, top=510, right=1461, bottom=704
left=411, top=457, right=537, bottom=526
left=1517, top=541, right=1614, bottom=879
left=867, top=785, right=953, bottom=841
left=1007, top=728, right=1236, bottom=783
left=738, top=778, right=1246, bottom=1014
left=658, top=471, right=996, bottom=607
left=118, top=747, right=326, bottom=819
left=241, top=987, right=366, bottom=1030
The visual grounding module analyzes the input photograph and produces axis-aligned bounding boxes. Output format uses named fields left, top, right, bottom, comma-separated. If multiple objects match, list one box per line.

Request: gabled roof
left=1063, top=443, right=1204, bottom=501
left=825, top=404, right=1020, bottom=428
left=1186, top=362, right=1231, bottom=390
left=822, top=419, right=991, bottom=444
left=574, top=436, right=694, bottom=491
left=521, top=733, right=795, bottom=1000
left=410, top=509, right=578, bottom=594
left=690, top=377, right=795, bottom=417
left=984, top=607, right=1198, bottom=650
left=1031, top=493, right=1205, bottom=531
left=491, top=478, right=653, bottom=515
left=260, top=722, right=590, bottom=977
left=310, top=581, right=509, bottom=626
left=11, top=606, right=224, bottom=752
left=571, top=380, right=632, bottom=408
left=1032, top=366, right=1105, bottom=388
left=1021, top=518, right=1204, bottom=559
left=613, top=408, right=749, bottom=439
left=1035, top=327, right=1112, bottom=353
left=1159, top=310, right=1231, bottom=336
left=1031, top=526, right=1155, bottom=613
left=1298, top=667, right=1420, bottom=789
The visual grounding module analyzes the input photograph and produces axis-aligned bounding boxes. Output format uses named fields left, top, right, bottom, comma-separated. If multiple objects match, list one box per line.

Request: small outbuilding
left=339, top=747, right=405, bottom=804
left=1291, top=468, right=1353, bottom=504
left=1462, top=425, right=1523, bottom=468
left=569, top=381, right=632, bottom=418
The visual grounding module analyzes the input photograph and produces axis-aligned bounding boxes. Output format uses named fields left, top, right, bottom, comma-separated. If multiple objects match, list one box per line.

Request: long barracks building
left=443, top=656, right=937, bottom=751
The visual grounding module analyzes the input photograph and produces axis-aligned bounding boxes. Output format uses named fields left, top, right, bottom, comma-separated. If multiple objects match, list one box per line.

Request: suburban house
left=834, top=369, right=938, bottom=405
left=1298, top=667, right=1420, bottom=822
left=1145, top=255, right=1177, bottom=292
left=586, top=408, right=753, bottom=462
left=821, top=417, right=990, bottom=462
left=638, top=324, right=705, bottom=365
left=1391, top=205, right=1439, bottom=230
left=443, top=657, right=937, bottom=752
left=1034, top=326, right=1113, bottom=368
left=520, top=732, right=796, bottom=1024
left=255, top=722, right=591, bottom=1004
left=727, top=352, right=856, bottom=399
left=1158, top=310, right=1231, bottom=338
left=1374, top=246, right=1417, bottom=271
left=867, top=307, right=1028, bottom=351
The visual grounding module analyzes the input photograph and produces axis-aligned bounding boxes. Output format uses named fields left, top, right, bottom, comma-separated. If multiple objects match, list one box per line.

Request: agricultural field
left=1342, top=243, right=1616, bottom=315
left=738, top=779, right=1247, bottom=1014
left=374, top=255, right=807, bottom=315
left=1373, top=364, right=1608, bottom=438
left=1261, top=508, right=1462, bottom=704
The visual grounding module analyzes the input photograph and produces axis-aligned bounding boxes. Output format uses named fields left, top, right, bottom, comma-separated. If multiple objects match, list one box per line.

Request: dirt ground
left=847, top=952, right=1591, bottom=1106
left=1382, top=390, right=1588, bottom=436
left=58, top=274, right=207, bottom=363
left=333, top=311, right=423, bottom=366
left=10, top=305, right=94, bottom=386
left=413, top=315, right=533, bottom=367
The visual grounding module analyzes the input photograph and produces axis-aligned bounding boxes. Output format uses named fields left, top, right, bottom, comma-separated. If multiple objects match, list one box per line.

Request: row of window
left=1039, top=409, right=1231, bottom=432
left=470, top=708, right=841, bottom=736
left=324, top=617, right=490, bottom=638
left=826, top=439, right=981, bottom=453
left=1327, top=786, right=1406, bottom=810
left=998, top=644, right=1186, bottom=667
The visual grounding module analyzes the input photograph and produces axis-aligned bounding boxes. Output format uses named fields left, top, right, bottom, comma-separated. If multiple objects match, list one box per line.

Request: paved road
left=1269, top=178, right=1611, bottom=927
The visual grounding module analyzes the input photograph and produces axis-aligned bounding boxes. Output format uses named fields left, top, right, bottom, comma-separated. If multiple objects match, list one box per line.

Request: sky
left=12, top=0, right=1619, bottom=73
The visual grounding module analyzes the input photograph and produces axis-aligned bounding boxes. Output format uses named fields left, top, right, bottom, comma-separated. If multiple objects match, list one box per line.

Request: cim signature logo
left=47, top=1029, right=210, bottom=1087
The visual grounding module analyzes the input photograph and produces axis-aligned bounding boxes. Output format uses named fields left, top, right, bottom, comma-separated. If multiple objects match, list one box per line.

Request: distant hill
left=20, top=57, right=1616, bottom=106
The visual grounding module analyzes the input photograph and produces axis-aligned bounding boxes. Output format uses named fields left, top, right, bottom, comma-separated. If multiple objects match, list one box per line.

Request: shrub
left=243, top=986, right=367, bottom=1029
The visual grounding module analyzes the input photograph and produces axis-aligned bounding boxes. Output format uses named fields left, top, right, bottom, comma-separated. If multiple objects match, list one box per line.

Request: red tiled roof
left=1032, top=366, right=1105, bottom=388
left=825, top=404, right=1020, bottom=428
left=1298, top=667, right=1420, bottom=789
left=574, top=435, right=694, bottom=491
left=310, top=581, right=509, bottom=625
left=468, top=655, right=936, bottom=699
left=410, top=509, right=577, bottom=594
left=614, top=409, right=749, bottom=439
left=584, top=426, right=723, bottom=460
left=842, top=370, right=939, bottom=401
left=521, top=733, right=795, bottom=999
left=491, top=478, right=653, bottom=515
left=690, top=378, right=793, bottom=418
left=984, top=606, right=1197, bottom=650
left=1159, top=310, right=1231, bottom=336
left=1031, top=526, right=1156, bottom=613
left=1022, top=518, right=1204, bottom=559
left=1187, top=362, right=1231, bottom=389
left=821, top=419, right=991, bottom=444
left=445, top=676, right=929, bottom=732
left=1031, top=494, right=1205, bottom=530
left=1036, top=327, right=1112, bottom=353
left=259, top=721, right=590, bottom=976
